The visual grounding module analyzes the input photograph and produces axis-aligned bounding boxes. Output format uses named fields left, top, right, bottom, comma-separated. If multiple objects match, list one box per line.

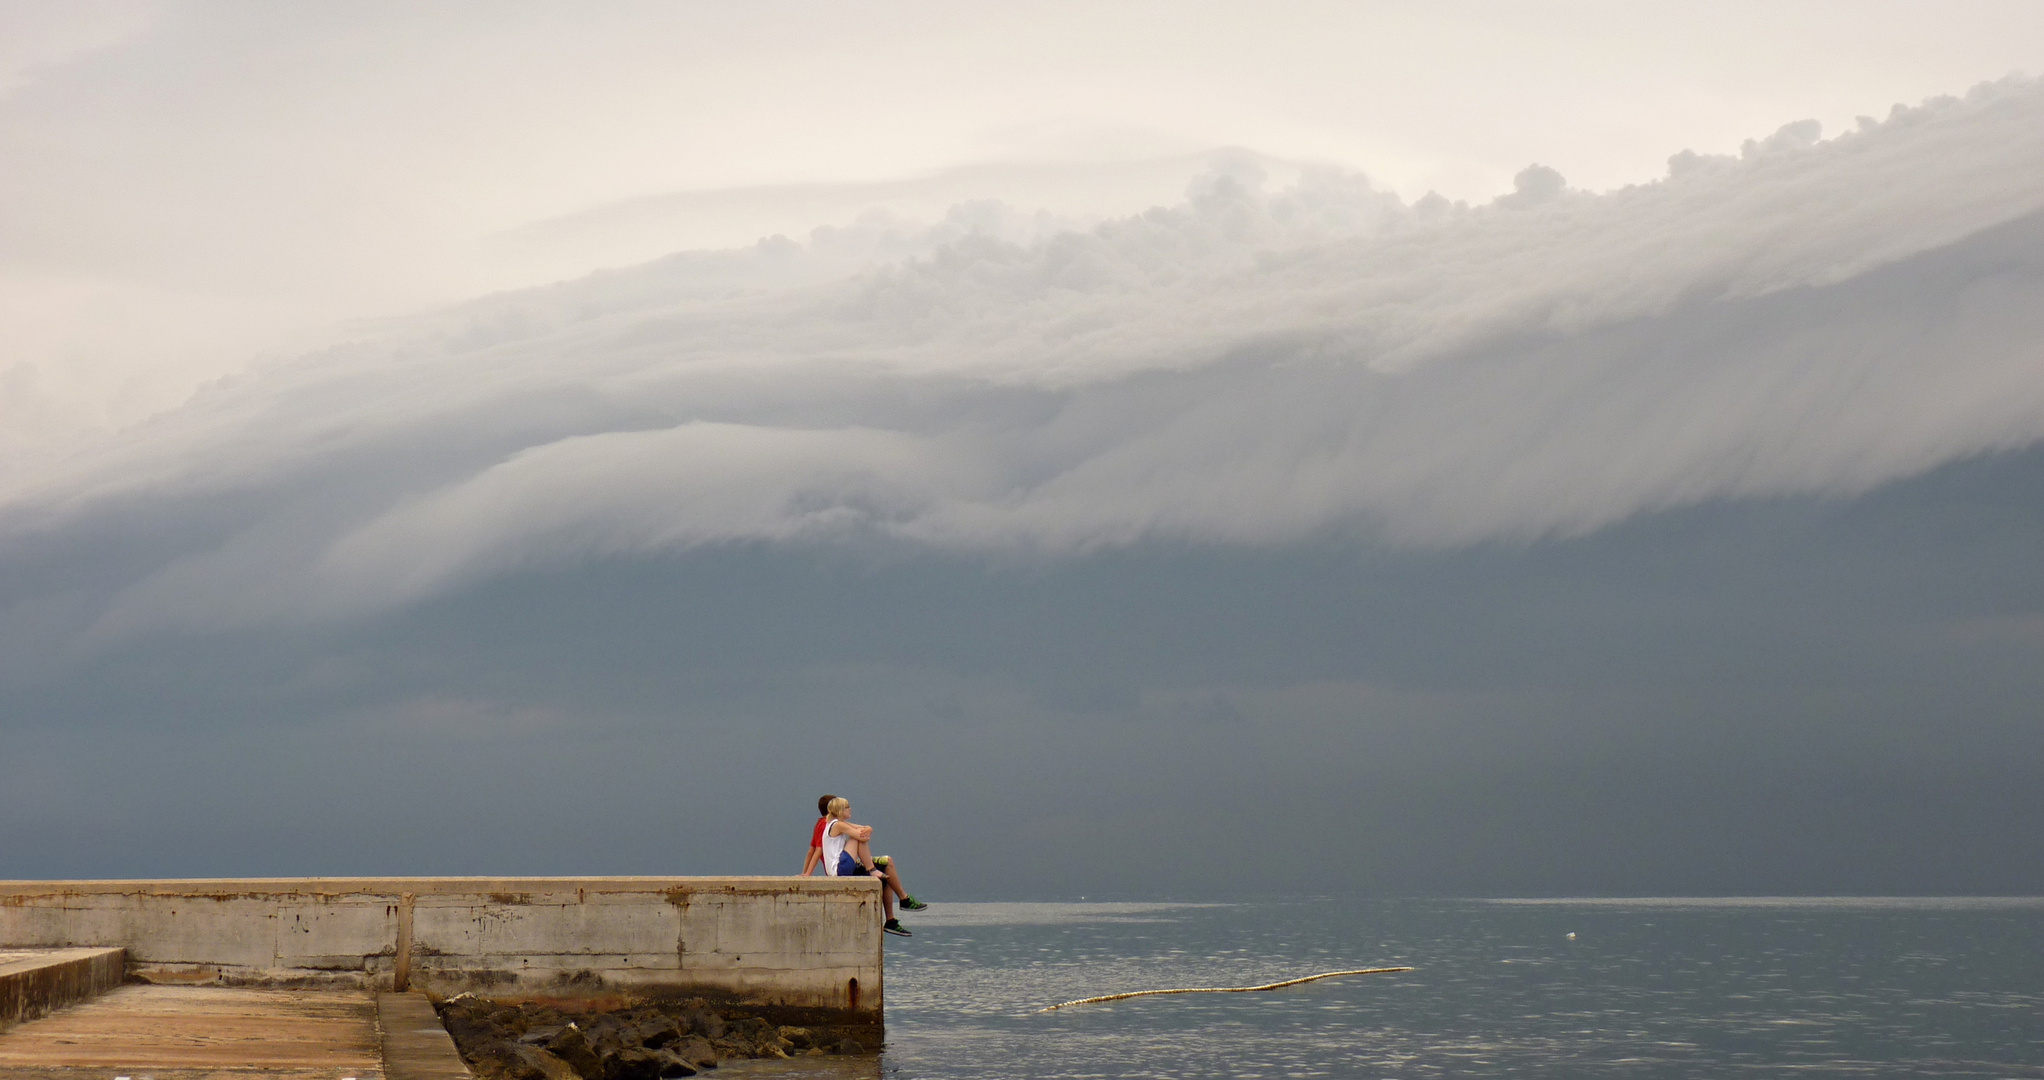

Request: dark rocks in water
left=626, top=1019, right=683, bottom=1050
left=459, top=1043, right=517, bottom=1078
left=677, top=1007, right=724, bottom=1040
left=544, top=1026, right=604, bottom=1078
left=727, top=1016, right=777, bottom=1044
left=465, top=1042, right=581, bottom=1080
left=435, top=994, right=869, bottom=1079
left=441, top=1001, right=506, bottom=1047
left=513, top=1045, right=583, bottom=1080
left=669, top=1036, right=719, bottom=1068
left=603, top=1046, right=697, bottom=1080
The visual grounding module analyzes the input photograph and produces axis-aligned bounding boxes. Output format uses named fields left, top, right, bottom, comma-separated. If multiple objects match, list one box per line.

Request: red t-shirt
left=810, top=817, right=827, bottom=850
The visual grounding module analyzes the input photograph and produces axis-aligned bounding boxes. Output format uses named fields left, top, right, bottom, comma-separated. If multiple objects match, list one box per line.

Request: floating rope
left=1037, top=966, right=1414, bottom=1012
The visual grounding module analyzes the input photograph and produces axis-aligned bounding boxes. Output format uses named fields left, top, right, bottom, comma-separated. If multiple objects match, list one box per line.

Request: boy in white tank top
left=820, top=797, right=924, bottom=936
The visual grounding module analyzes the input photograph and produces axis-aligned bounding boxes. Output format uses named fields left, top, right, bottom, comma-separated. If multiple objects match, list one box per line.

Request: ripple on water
left=875, top=897, right=2044, bottom=1079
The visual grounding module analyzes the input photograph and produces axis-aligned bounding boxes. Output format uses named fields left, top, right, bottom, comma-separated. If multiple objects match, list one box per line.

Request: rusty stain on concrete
left=0, top=984, right=381, bottom=1077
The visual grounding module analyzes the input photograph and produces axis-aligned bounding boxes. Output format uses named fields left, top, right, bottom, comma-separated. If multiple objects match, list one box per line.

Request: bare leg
left=850, top=837, right=909, bottom=900
left=848, top=837, right=895, bottom=919
left=879, top=860, right=909, bottom=902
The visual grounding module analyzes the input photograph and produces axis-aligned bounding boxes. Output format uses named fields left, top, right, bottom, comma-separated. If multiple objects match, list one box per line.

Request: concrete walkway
left=374, top=994, right=471, bottom=1080
left=0, top=984, right=386, bottom=1079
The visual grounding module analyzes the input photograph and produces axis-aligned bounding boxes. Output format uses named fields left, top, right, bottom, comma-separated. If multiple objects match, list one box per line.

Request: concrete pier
left=0, top=949, right=125, bottom=1032
left=0, top=878, right=884, bottom=1025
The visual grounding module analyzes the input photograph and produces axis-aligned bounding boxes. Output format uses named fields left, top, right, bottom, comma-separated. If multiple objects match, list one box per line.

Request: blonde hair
left=826, top=797, right=849, bottom=817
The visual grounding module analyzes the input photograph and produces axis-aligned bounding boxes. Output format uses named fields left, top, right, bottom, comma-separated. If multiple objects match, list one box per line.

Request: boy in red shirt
left=800, top=793, right=834, bottom=876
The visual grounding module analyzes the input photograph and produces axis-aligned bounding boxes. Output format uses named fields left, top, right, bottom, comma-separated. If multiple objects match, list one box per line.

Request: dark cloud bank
left=6, top=441, right=2042, bottom=897
left=3, top=83, right=2042, bottom=898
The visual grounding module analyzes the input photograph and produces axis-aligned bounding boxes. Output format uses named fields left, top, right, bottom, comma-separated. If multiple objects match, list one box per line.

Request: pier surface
left=0, top=984, right=383, bottom=1079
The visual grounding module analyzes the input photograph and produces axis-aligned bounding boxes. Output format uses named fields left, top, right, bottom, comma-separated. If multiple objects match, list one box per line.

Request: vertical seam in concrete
left=673, top=889, right=688, bottom=969
left=394, top=893, right=415, bottom=993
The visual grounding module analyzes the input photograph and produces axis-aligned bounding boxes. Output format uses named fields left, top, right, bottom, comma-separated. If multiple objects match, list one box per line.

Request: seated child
left=818, top=796, right=925, bottom=936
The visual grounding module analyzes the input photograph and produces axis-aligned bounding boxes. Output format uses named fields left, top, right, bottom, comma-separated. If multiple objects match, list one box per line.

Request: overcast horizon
left=3, top=2, right=2042, bottom=899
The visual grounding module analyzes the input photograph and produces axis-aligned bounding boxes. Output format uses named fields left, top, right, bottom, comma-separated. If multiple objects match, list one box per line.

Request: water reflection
left=718, top=1051, right=886, bottom=1080
left=873, top=898, right=2044, bottom=1079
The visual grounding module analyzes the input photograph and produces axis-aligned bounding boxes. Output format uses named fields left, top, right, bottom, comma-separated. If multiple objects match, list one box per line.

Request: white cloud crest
left=10, top=79, right=2044, bottom=628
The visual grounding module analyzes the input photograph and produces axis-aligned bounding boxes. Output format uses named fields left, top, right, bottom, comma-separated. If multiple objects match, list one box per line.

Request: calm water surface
left=727, top=897, right=2044, bottom=1079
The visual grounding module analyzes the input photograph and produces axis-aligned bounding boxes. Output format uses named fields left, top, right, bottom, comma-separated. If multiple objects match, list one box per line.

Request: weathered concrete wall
left=0, top=879, right=882, bottom=1023
left=0, top=948, right=126, bottom=1031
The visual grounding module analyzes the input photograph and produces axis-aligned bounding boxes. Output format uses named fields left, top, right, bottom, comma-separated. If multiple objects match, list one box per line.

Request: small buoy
left=1566, top=932, right=1577, bottom=940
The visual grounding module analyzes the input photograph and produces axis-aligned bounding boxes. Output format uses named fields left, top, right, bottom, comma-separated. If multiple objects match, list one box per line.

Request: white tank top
left=821, top=819, right=852, bottom=876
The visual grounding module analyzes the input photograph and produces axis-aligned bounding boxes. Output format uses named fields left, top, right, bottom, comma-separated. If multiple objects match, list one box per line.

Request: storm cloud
left=8, top=80, right=2044, bottom=635
left=2, top=59, right=2042, bottom=896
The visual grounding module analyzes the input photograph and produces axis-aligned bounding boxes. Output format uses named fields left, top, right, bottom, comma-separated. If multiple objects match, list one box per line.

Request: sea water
left=727, top=896, right=2044, bottom=1079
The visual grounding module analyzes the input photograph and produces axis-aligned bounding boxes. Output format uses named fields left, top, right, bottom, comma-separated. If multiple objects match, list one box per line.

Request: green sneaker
left=883, top=919, right=912, bottom=937
left=899, top=895, right=928, bottom=911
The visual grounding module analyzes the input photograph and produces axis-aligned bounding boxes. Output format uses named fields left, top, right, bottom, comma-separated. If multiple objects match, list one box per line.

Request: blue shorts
left=835, top=852, right=876, bottom=877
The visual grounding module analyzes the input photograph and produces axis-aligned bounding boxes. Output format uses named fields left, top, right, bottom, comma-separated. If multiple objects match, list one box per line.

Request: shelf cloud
left=8, top=79, right=2044, bottom=633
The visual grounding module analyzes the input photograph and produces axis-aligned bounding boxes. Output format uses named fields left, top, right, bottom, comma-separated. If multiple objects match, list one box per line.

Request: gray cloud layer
left=4, top=82, right=2044, bottom=895
left=9, top=80, right=2042, bottom=639
left=6, top=443, right=2041, bottom=895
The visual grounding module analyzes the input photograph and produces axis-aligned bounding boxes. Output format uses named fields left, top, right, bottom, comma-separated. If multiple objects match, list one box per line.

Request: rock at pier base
left=437, top=994, right=872, bottom=1080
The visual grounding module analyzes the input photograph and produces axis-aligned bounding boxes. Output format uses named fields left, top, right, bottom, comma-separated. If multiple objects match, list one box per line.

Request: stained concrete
left=0, top=950, right=125, bottom=1032
left=0, top=984, right=382, bottom=1079
left=0, top=878, right=882, bottom=1022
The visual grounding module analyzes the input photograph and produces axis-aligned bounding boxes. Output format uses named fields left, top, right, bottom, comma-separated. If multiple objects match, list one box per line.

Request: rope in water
left=1036, top=966, right=1415, bottom=1012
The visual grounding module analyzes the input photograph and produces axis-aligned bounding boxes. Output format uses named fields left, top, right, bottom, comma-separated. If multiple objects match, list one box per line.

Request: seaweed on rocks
left=434, top=996, right=868, bottom=1080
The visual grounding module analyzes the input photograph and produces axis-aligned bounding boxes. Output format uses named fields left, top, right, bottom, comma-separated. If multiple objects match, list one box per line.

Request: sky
left=2, top=1, right=2042, bottom=898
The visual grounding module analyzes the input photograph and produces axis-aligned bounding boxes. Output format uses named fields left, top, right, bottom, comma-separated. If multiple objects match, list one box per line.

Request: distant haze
left=2, top=3, right=2041, bottom=897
